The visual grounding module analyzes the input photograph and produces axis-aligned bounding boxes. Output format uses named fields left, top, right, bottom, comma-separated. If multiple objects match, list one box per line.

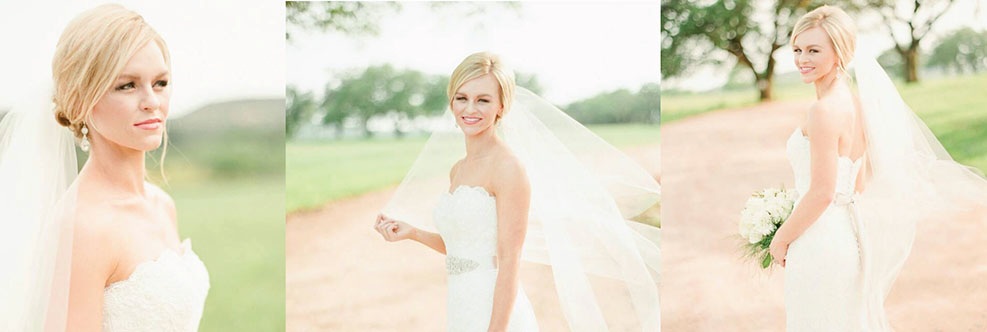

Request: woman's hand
left=374, top=213, right=415, bottom=242
left=769, top=236, right=790, bottom=268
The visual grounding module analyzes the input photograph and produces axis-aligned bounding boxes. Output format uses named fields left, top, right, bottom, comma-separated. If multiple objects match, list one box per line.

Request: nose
left=139, top=87, right=160, bottom=112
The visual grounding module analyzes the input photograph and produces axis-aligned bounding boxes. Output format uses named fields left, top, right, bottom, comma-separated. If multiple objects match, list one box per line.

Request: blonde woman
left=769, top=6, right=987, bottom=330
left=375, top=52, right=661, bottom=331
left=0, top=5, right=208, bottom=331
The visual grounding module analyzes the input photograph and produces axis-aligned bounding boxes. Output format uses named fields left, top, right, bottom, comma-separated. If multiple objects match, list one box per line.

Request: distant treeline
left=287, top=65, right=658, bottom=139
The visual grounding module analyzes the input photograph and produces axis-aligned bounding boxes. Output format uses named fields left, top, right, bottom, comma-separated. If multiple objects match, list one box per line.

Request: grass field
left=287, top=123, right=660, bottom=213
left=662, top=73, right=987, bottom=172
left=170, top=177, right=285, bottom=332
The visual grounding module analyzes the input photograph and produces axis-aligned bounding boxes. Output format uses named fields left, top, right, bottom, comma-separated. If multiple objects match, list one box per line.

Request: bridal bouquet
left=739, top=187, right=796, bottom=268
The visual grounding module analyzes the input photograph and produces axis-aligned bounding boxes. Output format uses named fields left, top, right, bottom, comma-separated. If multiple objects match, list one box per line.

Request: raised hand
left=374, top=213, right=415, bottom=242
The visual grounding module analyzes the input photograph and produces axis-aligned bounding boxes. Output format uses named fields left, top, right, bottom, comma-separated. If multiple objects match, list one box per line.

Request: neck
left=80, top=138, right=147, bottom=197
left=464, top=125, right=500, bottom=160
left=813, top=70, right=844, bottom=99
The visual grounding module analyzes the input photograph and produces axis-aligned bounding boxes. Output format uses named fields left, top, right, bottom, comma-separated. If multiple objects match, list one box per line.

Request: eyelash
left=115, top=80, right=169, bottom=91
left=455, top=97, right=489, bottom=103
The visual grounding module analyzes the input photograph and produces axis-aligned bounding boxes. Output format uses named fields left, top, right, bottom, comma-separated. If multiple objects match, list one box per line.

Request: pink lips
left=134, top=118, right=163, bottom=130
left=461, top=116, right=482, bottom=125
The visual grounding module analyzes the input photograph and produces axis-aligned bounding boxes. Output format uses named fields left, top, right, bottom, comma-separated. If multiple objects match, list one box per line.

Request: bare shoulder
left=71, top=199, right=123, bottom=272
left=144, top=182, right=177, bottom=227
left=806, top=97, right=849, bottom=137
left=490, top=148, right=529, bottom=195
left=450, top=158, right=465, bottom=181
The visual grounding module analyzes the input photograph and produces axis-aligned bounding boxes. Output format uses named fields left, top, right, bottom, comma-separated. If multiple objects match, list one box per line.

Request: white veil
left=853, top=49, right=987, bottom=330
left=0, top=83, right=79, bottom=331
left=383, top=87, right=661, bottom=330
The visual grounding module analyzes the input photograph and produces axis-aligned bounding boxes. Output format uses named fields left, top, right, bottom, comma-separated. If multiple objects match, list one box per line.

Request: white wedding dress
left=433, top=185, right=539, bottom=332
left=102, top=239, right=210, bottom=331
left=784, top=128, right=864, bottom=331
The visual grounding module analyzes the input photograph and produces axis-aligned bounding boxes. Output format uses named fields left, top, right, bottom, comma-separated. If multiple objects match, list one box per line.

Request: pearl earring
left=80, top=125, right=90, bottom=152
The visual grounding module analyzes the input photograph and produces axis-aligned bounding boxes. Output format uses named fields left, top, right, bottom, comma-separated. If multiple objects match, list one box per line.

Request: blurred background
left=0, top=1, right=285, bottom=331
left=662, top=0, right=987, bottom=171
left=285, top=2, right=659, bottom=331
left=660, top=0, right=987, bottom=330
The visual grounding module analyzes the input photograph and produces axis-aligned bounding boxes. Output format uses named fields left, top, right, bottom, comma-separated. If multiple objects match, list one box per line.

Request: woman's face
left=792, top=27, right=839, bottom=84
left=90, top=41, right=170, bottom=152
left=451, top=73, right=502, bottom=136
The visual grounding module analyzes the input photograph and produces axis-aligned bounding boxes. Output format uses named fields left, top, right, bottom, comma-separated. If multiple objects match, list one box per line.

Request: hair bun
left=55, top=110, right=72, bottom=128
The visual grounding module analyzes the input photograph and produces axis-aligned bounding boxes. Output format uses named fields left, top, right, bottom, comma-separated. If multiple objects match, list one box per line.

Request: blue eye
left=116, top=82, right=135, bottom=91
left=155, top=80, right=169, bottom=87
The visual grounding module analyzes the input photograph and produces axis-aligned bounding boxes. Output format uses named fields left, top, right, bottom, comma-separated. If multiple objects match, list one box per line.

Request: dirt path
left=286, top=144, right=660, bottom=331
left=661, top=101, right=987, bottom=331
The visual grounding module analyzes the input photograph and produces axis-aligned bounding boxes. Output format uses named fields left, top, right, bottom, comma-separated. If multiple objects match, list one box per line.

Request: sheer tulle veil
left=0, top=82, right=78, bottom=331
left=852, top=46, right=987, bottom=329
left=383, top=87, right=661, bottom=330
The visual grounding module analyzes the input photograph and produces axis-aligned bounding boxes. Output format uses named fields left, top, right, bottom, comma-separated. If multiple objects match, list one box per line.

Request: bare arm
left=771, top=102, right=844, bottom=266
left=488, top=161, right=530, bottom=332
left=66, top=219, right=116, bottom=331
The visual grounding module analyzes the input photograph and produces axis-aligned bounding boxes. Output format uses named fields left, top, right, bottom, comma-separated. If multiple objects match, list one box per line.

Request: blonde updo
left=791, top=5, right=857, bottom=77
left=447, top=52, right=516, bottom=122
left=52, top=4, right=170, bottom=138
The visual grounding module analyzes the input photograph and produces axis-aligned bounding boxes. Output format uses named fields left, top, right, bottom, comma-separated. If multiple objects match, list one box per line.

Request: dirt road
left=286, top=144, right=660, bottom=331
left=661, top=101, right=987, bottom=331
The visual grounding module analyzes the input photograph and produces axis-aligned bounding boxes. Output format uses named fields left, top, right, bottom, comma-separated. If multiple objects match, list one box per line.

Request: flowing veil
left=383, top=87, right=661, bottom=330
left=852, top=48, right=987, bottom=330
left=0, top=82, right=79, bottom=331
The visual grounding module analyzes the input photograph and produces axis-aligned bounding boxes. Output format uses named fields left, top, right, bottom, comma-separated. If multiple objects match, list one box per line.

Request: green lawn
left=170, top=176, right=285, bottom=332
left=287, top=123, right=660, bottom=212
left=662, top=73, right=987, bottom=172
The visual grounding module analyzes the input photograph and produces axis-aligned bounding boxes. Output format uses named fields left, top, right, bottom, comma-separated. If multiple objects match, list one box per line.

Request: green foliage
left=286, top=124, right=659, bottom=212
left=563, top=83, right=659, bottom=124
left=321, top=65, right=447, bottom=138
left=662, top=0, right=823, bottom=100
left=926, top=28, right=987, bottom=74
left=285, top=2, right=400, bottom=40
left=286, top=86, right=316, bottom=138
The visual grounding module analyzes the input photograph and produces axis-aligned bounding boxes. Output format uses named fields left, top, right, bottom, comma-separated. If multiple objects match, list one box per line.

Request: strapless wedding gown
left=102, top=239, right=210, bottom=331
left=785, top=129, right=864, bottom=331
left=434, top=185, right=539, bottom=332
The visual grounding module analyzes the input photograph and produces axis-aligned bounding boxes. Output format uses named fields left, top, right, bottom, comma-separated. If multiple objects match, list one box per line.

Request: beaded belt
left=445, top=255, right=498, bottom=275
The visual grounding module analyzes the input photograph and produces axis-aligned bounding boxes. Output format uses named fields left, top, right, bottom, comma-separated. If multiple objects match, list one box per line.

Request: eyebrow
left=116, top=71, right=170, bottom=80
left=455, top=92, right=494, bottom=98
left=794, top=44, right=823, bottom=48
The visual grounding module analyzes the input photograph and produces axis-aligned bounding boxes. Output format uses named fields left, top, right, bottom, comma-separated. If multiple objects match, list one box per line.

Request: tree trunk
left=756, top=75, right=773, bottom=101
left=904, top=48, right=919, bottom=83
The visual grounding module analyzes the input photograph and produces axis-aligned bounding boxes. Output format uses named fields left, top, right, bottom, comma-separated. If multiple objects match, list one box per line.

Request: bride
left=769, top=6, right=987, bottom=331
left=373, top=52, right=661, bottom=331
left=0, top=5, right=209, bottom=331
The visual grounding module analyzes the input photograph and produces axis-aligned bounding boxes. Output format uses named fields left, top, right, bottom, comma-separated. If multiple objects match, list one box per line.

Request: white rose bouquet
left=739, top=187, right=796, bottom=268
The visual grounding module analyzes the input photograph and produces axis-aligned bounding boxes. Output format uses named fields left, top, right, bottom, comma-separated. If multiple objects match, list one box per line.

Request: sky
left=0, top=0, right=285, bottom=117
left=666, top=0, right=987, bottom=91
left=287, top=2, right=660, bottom=105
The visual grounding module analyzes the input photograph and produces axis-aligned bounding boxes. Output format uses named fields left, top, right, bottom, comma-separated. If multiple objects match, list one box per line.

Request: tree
left=926, top=28, right=987, bottom=75
left=322, top=65, right=446, bottom=137
left=865, top=0, right=958, bottom=82
left=286, top=86, right=316, bottom=138
left=285, top=2, right=400, bottom=40
left=563, top=84, right=660, bottom=124
left=662, top=0, right=820, bottom=101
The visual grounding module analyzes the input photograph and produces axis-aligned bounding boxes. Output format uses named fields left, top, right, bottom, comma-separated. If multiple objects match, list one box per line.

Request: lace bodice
left=102, top=239, right=210, bottom=332
left=434, top=185, right=498, bottom=273
left=786, top=128, right=863, bottom=198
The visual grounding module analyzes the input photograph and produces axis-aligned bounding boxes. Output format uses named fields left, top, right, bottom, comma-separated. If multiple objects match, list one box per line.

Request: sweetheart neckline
left=445, top=184, right=495, bottom=199
left=104, top=238, right=197, bottom=290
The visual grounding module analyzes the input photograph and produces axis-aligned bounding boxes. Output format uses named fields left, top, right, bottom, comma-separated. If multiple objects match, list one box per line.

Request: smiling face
left=90, top=41, right=171, bottom=152
left=792, top=27, right=840, bottom=84
left=451, top=74, right=503, bottom=136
